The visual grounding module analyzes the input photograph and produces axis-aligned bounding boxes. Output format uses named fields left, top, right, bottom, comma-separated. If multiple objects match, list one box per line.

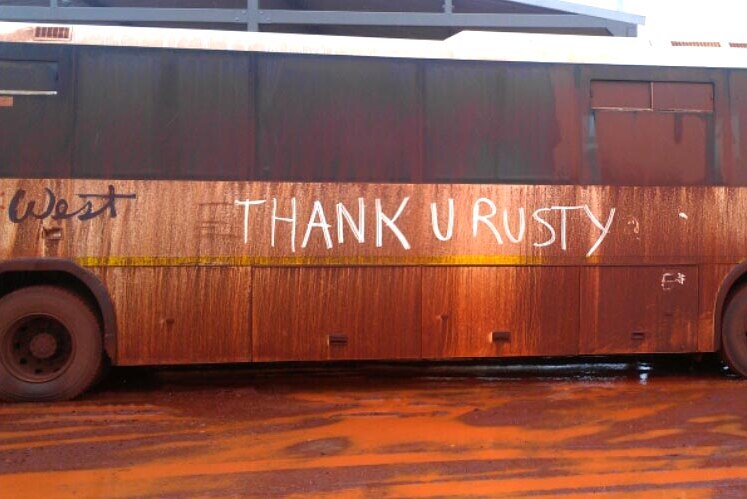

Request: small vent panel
left=671, top=41, right=721, bottom=47
left=33, top=26, right=71, bottom=41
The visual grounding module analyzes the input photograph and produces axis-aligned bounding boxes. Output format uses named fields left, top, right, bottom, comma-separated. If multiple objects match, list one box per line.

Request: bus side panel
left=422, top=266, right=580, bottom=359
left=89, top=266, right=252, bottom=366
left=0, top=179, right=72, bottom=260
left=252, top=267, right=421, bottom=361
left=579, top=266, right=698, bottom=354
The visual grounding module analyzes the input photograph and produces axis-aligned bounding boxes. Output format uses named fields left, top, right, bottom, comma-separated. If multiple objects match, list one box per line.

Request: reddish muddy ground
left=2, top=357, right=747, bottom=497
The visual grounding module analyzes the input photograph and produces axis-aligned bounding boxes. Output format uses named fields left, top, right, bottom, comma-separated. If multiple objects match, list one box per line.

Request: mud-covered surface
left=2, top=356, right=747, bottom=497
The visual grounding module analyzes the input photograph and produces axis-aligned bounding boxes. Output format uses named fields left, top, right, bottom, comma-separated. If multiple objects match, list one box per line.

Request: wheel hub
left=29, top=332, right=58, bottom=359
left=2, top=316, right=73, bottom=383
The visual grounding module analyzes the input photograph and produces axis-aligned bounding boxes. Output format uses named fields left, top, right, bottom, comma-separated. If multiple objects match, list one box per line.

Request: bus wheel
left=721, top=287, right=747, bottom=377
left=0, top=286, right=103, bottom=402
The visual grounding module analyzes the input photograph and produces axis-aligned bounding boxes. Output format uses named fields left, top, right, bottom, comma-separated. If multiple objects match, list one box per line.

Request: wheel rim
left=1, top=315, right=74, bottom=383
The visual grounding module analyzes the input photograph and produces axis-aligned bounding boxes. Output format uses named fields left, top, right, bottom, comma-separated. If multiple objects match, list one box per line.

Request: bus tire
left=721, top=287, right=747, bottom=377
left=0, top=286, right=103, bottom=402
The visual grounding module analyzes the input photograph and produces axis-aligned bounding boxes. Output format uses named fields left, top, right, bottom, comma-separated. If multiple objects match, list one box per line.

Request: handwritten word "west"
left=8, top=185, right=136, bottom=223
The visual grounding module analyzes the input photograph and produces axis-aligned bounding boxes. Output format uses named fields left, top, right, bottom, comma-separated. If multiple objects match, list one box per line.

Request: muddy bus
left=1, top=22, right=747, bottom=401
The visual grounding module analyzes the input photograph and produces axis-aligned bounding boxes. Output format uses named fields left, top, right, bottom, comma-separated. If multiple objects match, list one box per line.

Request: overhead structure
left=0, top=0, right=644, bottom=38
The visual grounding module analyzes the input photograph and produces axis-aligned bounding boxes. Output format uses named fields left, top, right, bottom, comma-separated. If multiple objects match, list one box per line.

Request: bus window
left=256, top=55, right=420, bottom=183
left=424, top=62, right=578, bottom=184
left=653, top=82, right=713, bottom=112
left=73, top=48, right=253, bottom=181
left=0, top=60, right=58, bottom=95
left=591, top=80, right=714, bottom=186
left=0, top=46, right=73, bottom=178
left=590, top=80, right=650, bottom=110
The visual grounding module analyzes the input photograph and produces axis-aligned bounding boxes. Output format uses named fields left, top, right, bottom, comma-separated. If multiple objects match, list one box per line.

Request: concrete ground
left=1, top=356, right=747, bottom=498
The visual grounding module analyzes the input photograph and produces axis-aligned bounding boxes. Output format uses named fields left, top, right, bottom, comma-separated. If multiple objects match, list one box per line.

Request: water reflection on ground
left=1, top=355, right=745, bottom=497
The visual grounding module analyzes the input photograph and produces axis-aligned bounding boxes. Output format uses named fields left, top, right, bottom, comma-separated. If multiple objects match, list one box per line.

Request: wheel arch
left=0, top=258, right=117, bottom=362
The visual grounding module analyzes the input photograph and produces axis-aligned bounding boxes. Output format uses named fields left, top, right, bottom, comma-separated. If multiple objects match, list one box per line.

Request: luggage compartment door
left=253, top=267, right=421, bottom=361
left=422, top=266, right=580, bottom=358
left=580, top=266, right=698, bottom=354
left=93, top=266, right=253, bottom=365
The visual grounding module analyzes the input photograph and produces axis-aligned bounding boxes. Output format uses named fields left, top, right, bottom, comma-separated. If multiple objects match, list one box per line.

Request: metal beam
left=0, top=6, right=639, bottom=36
left=247, top=0, right=258, bottom=31
left=602, top=19, right=637, bottom=37
left=257, top=11, right=622, bottom=30
left=0, top=6, right=248, bottom=24
left=507, top=0, right=645, bottom=26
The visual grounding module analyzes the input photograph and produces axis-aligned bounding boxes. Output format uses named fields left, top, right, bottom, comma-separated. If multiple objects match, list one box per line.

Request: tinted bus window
left=74, top=47, right=253, bottom=180
left=0, top=60, right=58, bottom=93
left=257, top=54, right=421, bottom=182
left=424, top=61, right=579, bottom=184
left=0, top=44, right=73, bottom=178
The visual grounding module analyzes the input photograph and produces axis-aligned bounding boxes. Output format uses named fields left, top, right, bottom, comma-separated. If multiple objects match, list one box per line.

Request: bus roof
left=1, top=21, right=746, bottom=70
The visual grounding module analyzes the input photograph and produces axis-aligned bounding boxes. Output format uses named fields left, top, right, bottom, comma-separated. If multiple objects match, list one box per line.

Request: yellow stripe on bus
left=74, top=255, right=579, bottom=267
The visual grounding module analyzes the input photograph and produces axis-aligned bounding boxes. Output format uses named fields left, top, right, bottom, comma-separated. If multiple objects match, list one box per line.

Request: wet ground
left=2, top=356, right=747, bottom=497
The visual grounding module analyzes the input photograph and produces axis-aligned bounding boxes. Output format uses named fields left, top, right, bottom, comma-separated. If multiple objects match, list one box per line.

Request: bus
left=1, top=22, right=747, bottom=402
